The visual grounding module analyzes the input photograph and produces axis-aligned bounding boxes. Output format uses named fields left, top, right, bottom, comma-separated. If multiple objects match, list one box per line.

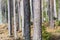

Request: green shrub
left=56, top=21, right=60, bottom=26
left=42, top=26, right=51, bottom=40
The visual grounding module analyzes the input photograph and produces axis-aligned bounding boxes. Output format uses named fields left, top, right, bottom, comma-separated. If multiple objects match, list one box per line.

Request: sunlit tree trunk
left=13, top=0, right=17, bottom=39
left=20, top=0, right=25, bottom=39
left=23, top=0, right=31, bottom=40
left=33, top=0, right=42, bottom=40
left=19, top=0, right=24, bottom=38
left=53, top=0, right=57, bottom=18
left=30, top=0, right=34, bottom=23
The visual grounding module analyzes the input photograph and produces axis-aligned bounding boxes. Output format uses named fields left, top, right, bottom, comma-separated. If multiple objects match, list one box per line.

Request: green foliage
left=57, top=21, right=60, bottom=26
left=43, top=11, right=46, bottom=17
left=42, top=26, right=51, bottom=40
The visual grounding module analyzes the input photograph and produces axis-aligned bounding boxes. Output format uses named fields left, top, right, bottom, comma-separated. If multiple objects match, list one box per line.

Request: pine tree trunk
left=33, top=0, right=42, bottom=40
left=53, top=0, right=57, bottom=18
left=23, top=0, right=31, bottom=40
left=30, top=0, right=34, bottom=23
left=20, top=0, right=25, bottom=39
left=0, top=0, right=2, bottom=24
left=8, top=0, right=13, bottom=36
left=42, top=0, right=44, bottom=23
left=58, top=0, right=60, bottom=21
left=5, top=3, right=7, bottom=23
left=48, top=0, right=54, bottom=28
left=13, top=0, right=17, bottom=39
left=16, top=0, right=21, bottom=31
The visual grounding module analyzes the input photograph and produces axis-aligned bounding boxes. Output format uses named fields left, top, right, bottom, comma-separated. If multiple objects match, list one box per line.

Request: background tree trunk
left=16, top=0, right=21, bottom=31
left=48, top=0, right=54, bottom=28
left=8, top=0, right=13, bottom=36
left=33, top=0, right=42, bottom=40
left=0, top=0, right=3, bottom=24
left=58, top=0, right=60, bottom=21
left=53, top=0, right=57, bottom=18
left=30, top=0, right=34, bottom=23
left=13, top=0, right=17, bottom=39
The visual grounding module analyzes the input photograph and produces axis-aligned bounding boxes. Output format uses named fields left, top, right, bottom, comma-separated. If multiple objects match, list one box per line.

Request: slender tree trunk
left=48, top=0, right=54, bottom=28
left=23, top=0, right=31, bottom=40
left=58, top=0, right=60, bottom=21
left=30, top=0, right=34, bottom=23
left=16, top=0, right=21, bottom=31
left=58, top=12, right=60, bottom=20
left=47, top=0, right=50, bottom=22
left=20, top=0, right=25, bottom=39
left=5, top=3, right=7, bottom=23
left=33, top=0, right=42, bottom=40
left=0, top=0, right=2, bottom=24
left=42, top=0, right=43, bottom=23
left=45, top=0, right=48, bottom=21
left=13, top=0, right=17, bottom=39
left=52, top=0, right=57, bottom=27
left=8, top=0, right=13, bottom=36
left=53, top=0, right=57, bottom=18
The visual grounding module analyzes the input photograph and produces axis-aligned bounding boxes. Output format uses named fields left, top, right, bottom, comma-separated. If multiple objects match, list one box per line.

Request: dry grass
left=0, top=24, right=22, bottom=40
left=46, top=26, right=60, bottom=36
left=1, top=23, right=60, bottom=40
left=0, top=24, right=34, bottom=40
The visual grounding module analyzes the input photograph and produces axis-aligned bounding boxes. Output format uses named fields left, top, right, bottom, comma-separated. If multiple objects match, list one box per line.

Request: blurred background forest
left=0, top=0, right=60, bottom=40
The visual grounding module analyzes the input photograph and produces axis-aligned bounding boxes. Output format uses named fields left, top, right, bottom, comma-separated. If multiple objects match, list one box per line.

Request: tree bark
left=30, top=0, right=34, bottom=23
left=13, top=0, right=18, bottom=39
left=58, top=0, right=60, bottom=21
left=8, top=0, right=13, bottom=36
left=33, top=0, right=42, bottom=40
left=53, top=0, right=57, bottom=18
left=0, top=0, right=2, bottom=24
left=48, top=0, right=54, bottom=28
left=23, top=0, right=31, bottom=40
left=16, top=0, right=21, bottom=31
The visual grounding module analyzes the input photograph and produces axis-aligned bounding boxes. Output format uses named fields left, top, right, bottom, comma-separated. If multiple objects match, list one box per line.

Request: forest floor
left=0, top=24, right=23, bottom=40
left=43, top=22, right=60, bottom=40
left=46, top=26, right=60, bottom=40
left=0, top=24, right=33, bottom=40
left=0, top=23, right=60, bottom=40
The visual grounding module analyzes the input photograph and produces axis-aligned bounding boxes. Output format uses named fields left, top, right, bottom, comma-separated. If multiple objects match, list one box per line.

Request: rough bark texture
left=33, top=0, right=42, bottom=40
left=23, top=0, right=31, bottom=40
